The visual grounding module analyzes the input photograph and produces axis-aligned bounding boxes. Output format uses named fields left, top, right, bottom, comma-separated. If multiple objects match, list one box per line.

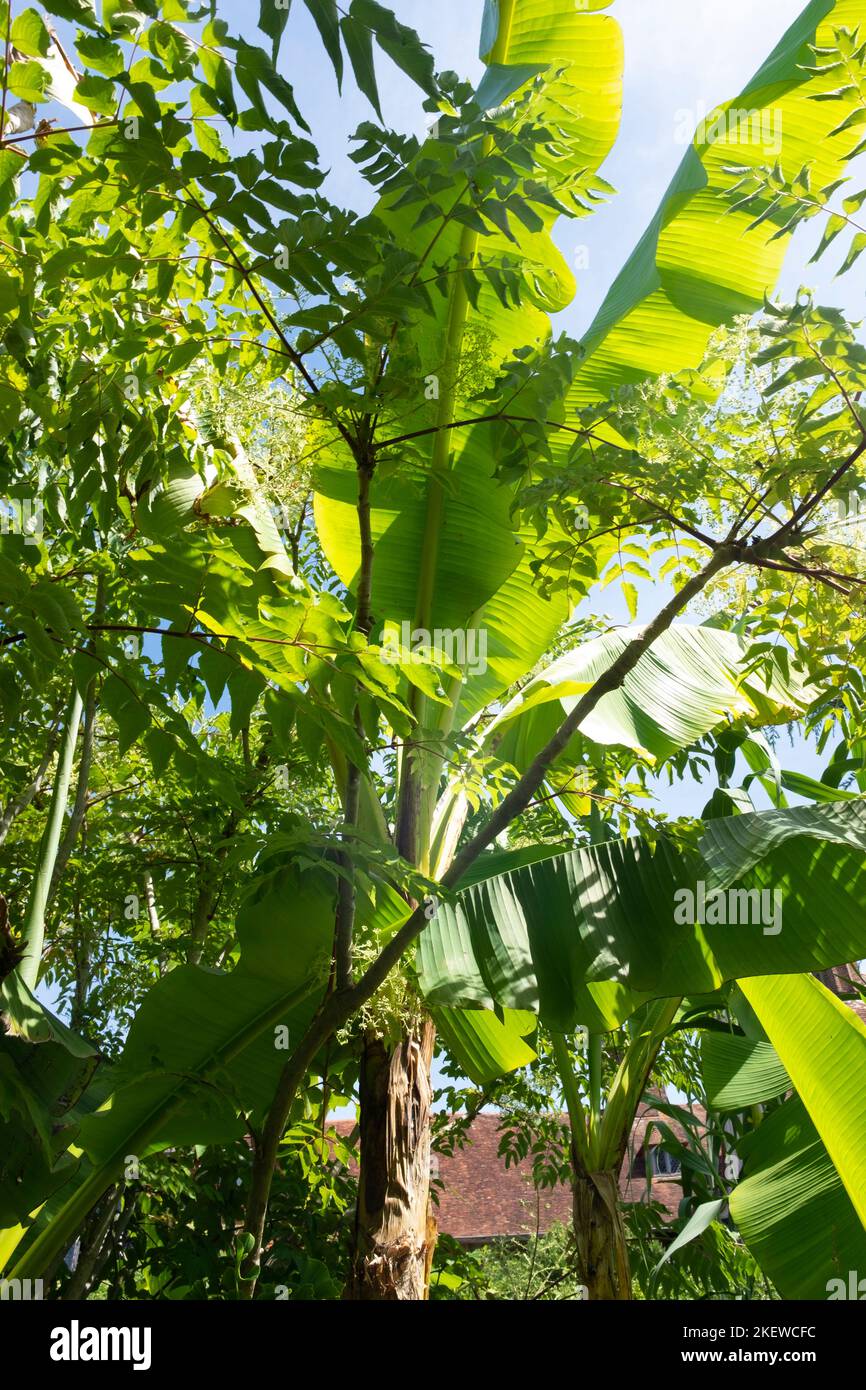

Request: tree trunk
left=347, top=1017, right=437, bottom=1300
left=572, top=1168, right=631, bottom=1301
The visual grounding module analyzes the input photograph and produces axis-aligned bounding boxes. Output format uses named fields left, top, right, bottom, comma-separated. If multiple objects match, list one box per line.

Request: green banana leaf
left=731, top=1095, right=866, bottom=1300
left=432, top=844, right=569, bottom=1082
left=700, top=1032, right=790, bottom=1111
left=418, top=800, right=866, bottom=1032
left=779, top=769, right=859, bottom=803
left=570, top=0, right=866, bottom=407
left=699, top=1008, right=866, bottom=1299
left=740, top=974, right=866, bottom=1230
left=77, top=862, right=335, bottom=1164
left=701, top=799, right=866, bottom=886
left=0, top=981, right=99, bottom=1227
left=314, top=0, right=625, bottom=727
left=0, top=1025, right=96, bottom=1227
left=489, top=623, right=815, bottom=773
left=2, top=838, right=573, bottom=1270
left=432, top=1005, right=537, bottom=1086
left=2, top=860, right=335, bottom=1278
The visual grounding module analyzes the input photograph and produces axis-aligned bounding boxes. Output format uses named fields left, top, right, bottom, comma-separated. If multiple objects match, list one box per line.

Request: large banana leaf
left=420, top=843, right=566, bottom=1083
left=489, top=623, right=815, bottom=773
left=730, top=1095, right=866, bottom=1300
left=569, top=0, right=866, bottom=407
left=78, top=863, right=335, bottom=1163
left=739, top=974, right=866, bottom=1229
left=701, top=799, right=866, bottom=884
left=0, top=1022, right=96, bottom=1227
left=418, top=800, right=866, bottom=1031
left=432, top=1005, right=538, bottom=1085
left=711, top=978, right=866, bottom=1298
left=2, top=841, right=569, bottom=1271
left=314, top=0, right=625, bottom=728
left=2, top=861, right=335, bottom=1278
left=0, top=978, right=99, bottom=1227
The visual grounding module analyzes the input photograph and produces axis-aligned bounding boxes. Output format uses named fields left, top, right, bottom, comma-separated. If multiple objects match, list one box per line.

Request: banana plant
left=5, top=0, right=866, bottom=1303
left=656, top=974, right=866, bottom=1299
left=311, top=0, right=627, bottom=1297
left=419, top=799, right=866, bottom=1296
left=309, top=0, right=866, bottom=1298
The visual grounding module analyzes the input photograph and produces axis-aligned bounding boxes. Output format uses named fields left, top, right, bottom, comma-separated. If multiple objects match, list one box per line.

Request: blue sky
left=214, top=0, right=866, bottom=324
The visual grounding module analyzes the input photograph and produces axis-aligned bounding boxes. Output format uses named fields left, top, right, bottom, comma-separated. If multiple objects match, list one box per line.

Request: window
left=648, top=1146, right=681, bottom=1177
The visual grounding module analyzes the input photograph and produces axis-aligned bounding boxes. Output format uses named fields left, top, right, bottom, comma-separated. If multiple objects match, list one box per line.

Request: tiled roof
left=431, top=1115, right=572, bottom=1241
left=331, top=1109, right=697, bottom=1241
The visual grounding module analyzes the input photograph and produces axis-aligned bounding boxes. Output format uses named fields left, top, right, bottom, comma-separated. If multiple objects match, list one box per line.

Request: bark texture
left=572, top=1168, right=632, bottom=1301
left=347, top=1018, right=437, bottom=1299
